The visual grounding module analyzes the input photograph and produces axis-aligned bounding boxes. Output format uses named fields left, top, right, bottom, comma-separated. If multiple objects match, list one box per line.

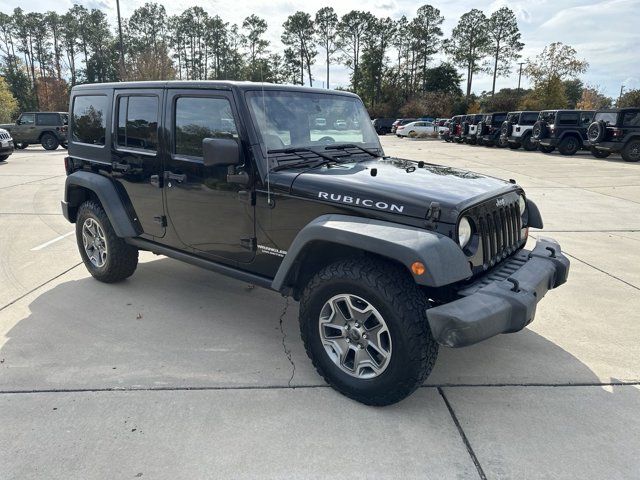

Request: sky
left=1, top=0, right=638, bottom=98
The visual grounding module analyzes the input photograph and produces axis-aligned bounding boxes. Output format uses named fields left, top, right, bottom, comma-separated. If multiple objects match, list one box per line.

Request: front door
left=163, top=89, right=255, bottom=265
left=16, top=113, right=36, bottom=143
left=111, top=89, right=166, bottom=238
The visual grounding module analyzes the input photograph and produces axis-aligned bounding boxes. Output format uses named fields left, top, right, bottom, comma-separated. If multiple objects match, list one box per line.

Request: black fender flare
left=271, top=214, right=472, bottom=291
left=62, top=171, right=140, bottom=237
left=527, top=199, right=543, bottom=229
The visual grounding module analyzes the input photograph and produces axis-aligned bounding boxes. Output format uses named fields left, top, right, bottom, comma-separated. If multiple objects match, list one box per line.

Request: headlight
left=518, top=194, right=526, bottom=214
left=458, top=216, right=472, bottom=248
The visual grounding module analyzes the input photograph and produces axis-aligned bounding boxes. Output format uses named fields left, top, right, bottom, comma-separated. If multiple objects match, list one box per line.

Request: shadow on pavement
left=0, top=256, right=633, bottom=395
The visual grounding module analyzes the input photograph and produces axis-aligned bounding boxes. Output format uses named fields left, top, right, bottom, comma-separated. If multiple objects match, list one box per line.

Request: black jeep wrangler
left=587, top=108, right=640, bottom=162
left=61, top=81, right=569, bottom=406
left=372, top=117, right=395, bottom=135
left=531, top=110, right=594, bottom=155
left=477, top=112, right=508, bottom=147
left=500, top=111, right=540, bottom=151
left=0, top=111, right=69, bottom=150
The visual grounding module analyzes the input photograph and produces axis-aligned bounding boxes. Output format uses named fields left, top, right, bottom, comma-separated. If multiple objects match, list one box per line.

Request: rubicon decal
left=318, top=192, right=405, bottom=213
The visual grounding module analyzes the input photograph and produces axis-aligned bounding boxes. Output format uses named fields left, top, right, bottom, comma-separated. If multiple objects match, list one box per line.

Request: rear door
left=163, top=89, right=255, bottom=264
left=111, top=88, right=165, bottom=238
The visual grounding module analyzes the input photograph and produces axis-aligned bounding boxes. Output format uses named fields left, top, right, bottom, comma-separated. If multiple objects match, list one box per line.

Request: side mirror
left=202, top=137, right=240, bottom=167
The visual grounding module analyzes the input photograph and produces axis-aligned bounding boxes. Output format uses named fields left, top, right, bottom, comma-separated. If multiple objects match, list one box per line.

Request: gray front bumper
left=427, top=238, right=570, bottom=348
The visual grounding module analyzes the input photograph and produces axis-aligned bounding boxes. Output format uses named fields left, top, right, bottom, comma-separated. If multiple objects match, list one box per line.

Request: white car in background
left=396, top=120, right=434, bottom=137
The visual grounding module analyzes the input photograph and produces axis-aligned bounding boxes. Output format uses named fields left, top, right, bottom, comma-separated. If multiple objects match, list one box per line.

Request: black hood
left=289, top=157, right=520, bottom=223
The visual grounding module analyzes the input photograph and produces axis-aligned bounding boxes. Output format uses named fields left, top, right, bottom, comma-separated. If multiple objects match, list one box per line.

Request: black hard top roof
left=595, top=107, right=639, bottom=113
left=21, top=111, right=68, bottom=114
left=540, top=109, right=595, bottom=113
left=71, top=80, right=360, bottom=98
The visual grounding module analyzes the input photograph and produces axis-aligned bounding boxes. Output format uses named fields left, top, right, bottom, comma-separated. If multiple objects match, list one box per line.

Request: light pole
left=618, top=85, right=625, bottom=106
left=517, top=62, right=525, bottom=93
left=116, top=0, right=125, bottom=80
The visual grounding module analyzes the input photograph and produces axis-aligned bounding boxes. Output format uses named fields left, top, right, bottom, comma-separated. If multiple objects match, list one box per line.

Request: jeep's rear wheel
left=15, top=142, right=28, bottom=149
left=41, top=133, right=59, bottom=150
left=538, top=145, right=555, bottom=154
left=590, top=147, right=610, bottom=159
left=76, top=201, right=138, bottom=283
left=508, top=142, right=521, bottom=150
left=558, top=136, right=580, bottom=155
left=622, top=140, right=640, bottom=162
left=299, top=257, right=438, bottom=406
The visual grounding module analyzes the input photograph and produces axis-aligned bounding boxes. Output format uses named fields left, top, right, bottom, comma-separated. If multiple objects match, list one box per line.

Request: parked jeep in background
left=450, top=115, right=465, bottom=143
left=478, top=112, right=508, bottom=147
left=588, top=108, right=640, bottom=162
left=0, top=112, right=69, bottom=150
left=462, top=114, right=484, bottom=145
left=0, top=128, right=14, bottom=161
left=61, top=81, right=569, bottom=406
left=372, top=117, right=395, bottom=135
left=500, top=111, right=540, bottom=151
left=531, top=110, right=594, bottom=155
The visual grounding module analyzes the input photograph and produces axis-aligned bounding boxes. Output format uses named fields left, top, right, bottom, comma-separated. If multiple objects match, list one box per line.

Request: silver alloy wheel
left=82, top=218, right=108, bottom=268
left=319, top=294, right=392, bottom=379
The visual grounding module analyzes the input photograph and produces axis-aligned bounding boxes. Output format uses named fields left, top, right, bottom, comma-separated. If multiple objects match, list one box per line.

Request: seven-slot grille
left=0, top=132, right=10, bottom=140
left=472, top=198, right=523, bottom=268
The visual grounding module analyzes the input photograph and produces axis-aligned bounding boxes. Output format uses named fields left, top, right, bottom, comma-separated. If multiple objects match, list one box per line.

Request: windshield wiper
left=267, top=147, right=337, bottom=163
left=268, top=147, right=343, bottom=172
left=324, top=143, right=382, bottom=158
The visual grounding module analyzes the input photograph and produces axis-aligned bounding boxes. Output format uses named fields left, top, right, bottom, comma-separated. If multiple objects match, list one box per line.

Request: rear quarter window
left=36, top=113, right=62, bottom=126
left=557, top=113, right=579, bottom=125
left=520, top=113, right=538, bottom=125
left=72, top=95, right=107, bottom=145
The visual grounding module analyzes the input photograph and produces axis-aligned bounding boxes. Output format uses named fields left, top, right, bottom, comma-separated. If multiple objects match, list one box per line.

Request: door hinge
left=241, top=236, right=257, bottom=251
left=238, top=190, right=256, bottom=205
left=153, top=215, right=167, bottom=227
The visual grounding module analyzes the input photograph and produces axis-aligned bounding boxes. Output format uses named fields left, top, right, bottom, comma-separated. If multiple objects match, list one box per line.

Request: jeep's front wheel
left=538, top=145, right=555, bottom=154
left=558, top=136, right=580, bottom=155
left=590, top=147, right=610, bottom=159
left=299, top=258, right=438, bottom=406
left=76, top=201, right=138, bottom=283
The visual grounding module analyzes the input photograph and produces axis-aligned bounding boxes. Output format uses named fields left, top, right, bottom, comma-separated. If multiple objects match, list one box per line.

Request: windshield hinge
left=241, top=236, right=257, bottom=251
left=425, top=202, right=441, bottom=228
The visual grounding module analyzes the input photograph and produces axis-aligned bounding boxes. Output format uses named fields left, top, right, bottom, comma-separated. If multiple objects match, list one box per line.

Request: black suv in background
left=0, top=112, right=69, bottom=150
left=60, top=81, right=569, bottom=406
left=391, top=118, right=417, bottom=134
left=372, top=118, right=395, bottom=135
left=477, top=112, right=508, bottom=147
left=500, top=111, right=539, bottom=151
left=531, top=110, right=594, bottom=155
left=588, top=108, right=640, bottom=162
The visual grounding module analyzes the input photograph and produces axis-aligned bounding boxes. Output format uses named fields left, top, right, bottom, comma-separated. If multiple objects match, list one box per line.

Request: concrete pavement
left=0, top=140, right=639, bottom=479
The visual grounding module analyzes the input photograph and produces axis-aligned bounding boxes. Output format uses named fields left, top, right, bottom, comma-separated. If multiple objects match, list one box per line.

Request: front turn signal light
left=411, top=262, right=426, bottom=276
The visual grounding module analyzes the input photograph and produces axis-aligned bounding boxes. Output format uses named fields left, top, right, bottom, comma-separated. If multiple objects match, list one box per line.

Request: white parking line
left=31, top=231, right=75, bottom=251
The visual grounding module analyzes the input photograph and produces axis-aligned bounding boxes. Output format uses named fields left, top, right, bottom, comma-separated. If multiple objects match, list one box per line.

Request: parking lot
left=1, top=137, right=639, bottom=479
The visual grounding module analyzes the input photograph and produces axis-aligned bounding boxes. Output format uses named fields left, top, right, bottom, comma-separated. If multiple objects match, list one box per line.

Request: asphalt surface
left=1, top=139, right=639, bottom=479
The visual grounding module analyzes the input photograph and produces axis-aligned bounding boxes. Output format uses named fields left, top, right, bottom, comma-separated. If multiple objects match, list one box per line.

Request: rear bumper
left=506, top=135, right=522, bottom=143
left=427, top=238, right=570, bottom=348
left=591, top=141, right=624, bottom=153
left=538, top=138, right=559, bottom=147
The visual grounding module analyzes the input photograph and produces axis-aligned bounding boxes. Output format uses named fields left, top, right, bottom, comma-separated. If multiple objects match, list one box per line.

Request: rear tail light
left=398, top=126, right=405, bottom=130
left=612, top=128, right=623, bottom=138
left=64, top=156, right=72, bottom=175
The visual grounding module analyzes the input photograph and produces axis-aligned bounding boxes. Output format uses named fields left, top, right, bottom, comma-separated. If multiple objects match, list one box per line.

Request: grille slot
left=472, top=199, right=523, bottom=268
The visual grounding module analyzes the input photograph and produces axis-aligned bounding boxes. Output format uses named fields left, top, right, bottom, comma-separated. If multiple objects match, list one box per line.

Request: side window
left=623, top=112, right=640, bottom=127
left=36, top=113, right=62, bottom=126
left=19, top=114, right=35, bottom=125
left=557, top=113, right=579, bottom=125
left=521, top=113, right=538, bottom=125
left=174, top=96, right=237, bottom=158
left=72, top=95, right=107, bottom=145
left=116, top=95, right=158, bottom=151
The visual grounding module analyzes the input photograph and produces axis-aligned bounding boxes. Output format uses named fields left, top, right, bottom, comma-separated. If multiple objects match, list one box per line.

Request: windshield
left=594, top=112, right=618, bottom=125
left=246, top=90, right=380, bottom=153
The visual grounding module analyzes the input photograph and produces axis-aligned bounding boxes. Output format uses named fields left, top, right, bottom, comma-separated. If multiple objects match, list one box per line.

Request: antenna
left=260, top=64, right=271, bottom=205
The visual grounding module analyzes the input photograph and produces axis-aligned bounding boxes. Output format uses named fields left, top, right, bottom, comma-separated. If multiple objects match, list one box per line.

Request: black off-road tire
left=558, top=136, right=580, bottom=156
left=41, top=133, right=59, bottom=150
left=299, top=257, right=438, bottom=406
left=590, top=147, right=610, bottom=159
left=76, top=201, right=139, bottom=283
left=538, top=145, right=555, bottom=154
left=622, top=140, right=640, bottom=162
left=15, top=142, right=28, bottom=149
left=0, top=154, right=9, bottom=161
left=522, top=134, right=537, bottom=151
left=508, top=142, right=521, bottom=150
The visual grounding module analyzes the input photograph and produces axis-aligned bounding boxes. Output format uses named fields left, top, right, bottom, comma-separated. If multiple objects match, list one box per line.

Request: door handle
left=164, top=171, right=186, bottom=183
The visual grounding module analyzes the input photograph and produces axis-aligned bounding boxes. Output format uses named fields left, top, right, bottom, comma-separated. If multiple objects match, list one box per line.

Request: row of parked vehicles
left=0, top=111, right=70, bottom=162
left=438, top=107, right=640, bottom=162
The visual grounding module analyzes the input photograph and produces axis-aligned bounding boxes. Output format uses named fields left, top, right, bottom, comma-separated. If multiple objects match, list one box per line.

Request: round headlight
left=458, top=216, right=472, bottom=248
left=518, top=194, right=527, bottom=214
